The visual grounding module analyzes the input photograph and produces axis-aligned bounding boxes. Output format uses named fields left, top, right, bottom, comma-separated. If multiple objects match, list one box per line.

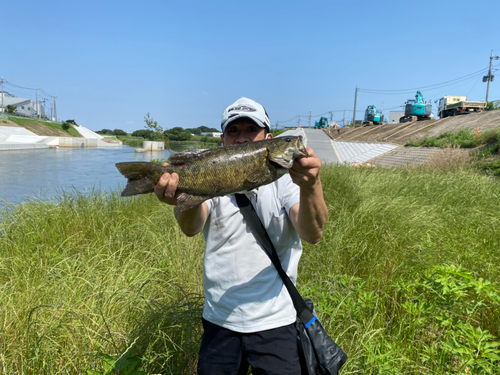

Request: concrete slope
left=366, top=147, right=470, bottom=168
left=326, top=111, right=500, bottom=145
left=75, top=126, right=104, bottom=139
left=334, top=141, right=400, bottom=164
left=0, top=126, right=38, bottom=141
left=303, top=128, right=340, bottom=164
left=302, top=128, right=400, bottom=165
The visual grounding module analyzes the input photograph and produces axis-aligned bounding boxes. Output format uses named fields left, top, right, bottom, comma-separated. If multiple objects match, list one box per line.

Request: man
left=154, top=97, right=328, bottom=374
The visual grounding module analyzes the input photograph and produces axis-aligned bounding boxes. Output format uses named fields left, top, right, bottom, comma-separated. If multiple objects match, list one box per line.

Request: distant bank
left=0, top=115, right=121, bottom=151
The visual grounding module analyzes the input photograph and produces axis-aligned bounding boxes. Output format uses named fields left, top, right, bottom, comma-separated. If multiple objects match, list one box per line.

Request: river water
left=0, top=145, right=197, bottom=207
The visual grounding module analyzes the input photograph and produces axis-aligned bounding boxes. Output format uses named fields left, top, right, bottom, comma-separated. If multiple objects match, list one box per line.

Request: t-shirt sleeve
left=205, top=198, right=214, bottom=215
left=280, top=174, right=300, bottom=215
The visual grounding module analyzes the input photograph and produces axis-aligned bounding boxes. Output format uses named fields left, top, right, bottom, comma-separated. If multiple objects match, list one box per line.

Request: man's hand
left=288, top=147, right=328, bottom=244
left=154, top=163, right=180, bottom=206
left=153, top=163, right=208, bottom=237
left=289, top=148, right=322, bottom=188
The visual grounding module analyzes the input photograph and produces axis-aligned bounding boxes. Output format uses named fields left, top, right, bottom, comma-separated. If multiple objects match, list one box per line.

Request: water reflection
left=0, top=143, right=206, bottom=206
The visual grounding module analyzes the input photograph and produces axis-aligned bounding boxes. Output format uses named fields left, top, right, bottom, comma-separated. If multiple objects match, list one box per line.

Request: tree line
left=96, top=126, right=220, bottom=141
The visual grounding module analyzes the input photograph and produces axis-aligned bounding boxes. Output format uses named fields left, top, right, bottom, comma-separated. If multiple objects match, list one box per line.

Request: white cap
left=221, top=97, right=271, bottom=133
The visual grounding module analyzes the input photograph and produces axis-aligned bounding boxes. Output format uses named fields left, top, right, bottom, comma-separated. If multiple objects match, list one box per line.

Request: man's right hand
left=154, top=163, right=180, bottom=206
left=154, top=163, right=208, bottom=237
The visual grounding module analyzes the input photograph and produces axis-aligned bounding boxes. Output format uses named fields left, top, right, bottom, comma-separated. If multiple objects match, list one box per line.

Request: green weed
left=406, top=129, right=478, bottom=148
left=1, top=165, right=500, bottom=373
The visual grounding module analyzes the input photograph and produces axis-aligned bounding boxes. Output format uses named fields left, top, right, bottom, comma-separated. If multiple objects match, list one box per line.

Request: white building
left=0, top=92, right=45, bottom=117
left=389, top=111, right=404, bottom=124
left=201, top=131, right=222, bottom=137
left=388, top=110, right=435, bottom=123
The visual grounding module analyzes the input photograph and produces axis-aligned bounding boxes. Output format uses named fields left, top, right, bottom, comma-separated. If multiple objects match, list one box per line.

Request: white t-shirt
left=202, top=174, right=302, bottom=333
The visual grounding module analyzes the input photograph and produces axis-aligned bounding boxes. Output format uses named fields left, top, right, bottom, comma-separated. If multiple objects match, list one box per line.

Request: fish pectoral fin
left=176, top=193, right=209, bottom=212
left=245, top=168, right=270, bottom=184
left=169, top=149, right=209, bottom=165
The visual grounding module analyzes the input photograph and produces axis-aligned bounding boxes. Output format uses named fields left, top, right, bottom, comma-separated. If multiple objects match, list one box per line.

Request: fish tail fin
left=115, top=162, right=164, bottom=196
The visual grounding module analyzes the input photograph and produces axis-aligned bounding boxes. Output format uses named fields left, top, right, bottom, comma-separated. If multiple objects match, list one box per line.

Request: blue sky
left=1, top=0, right=499, bottom=132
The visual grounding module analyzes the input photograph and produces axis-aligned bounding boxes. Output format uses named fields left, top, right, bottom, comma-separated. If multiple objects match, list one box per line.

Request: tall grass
left=0, top=191, right=205, bottom=374
left=1, top=164, right=500, bottom=373
left=406, top=128, right=500, bottom=149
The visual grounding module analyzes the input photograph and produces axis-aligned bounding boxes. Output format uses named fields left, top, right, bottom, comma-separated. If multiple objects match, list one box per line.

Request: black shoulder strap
left=235, top=194, right=315, bottom=325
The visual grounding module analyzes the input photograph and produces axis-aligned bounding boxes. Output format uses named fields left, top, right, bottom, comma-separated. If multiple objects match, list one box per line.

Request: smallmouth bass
left=116, top=136, right=308, bottom=211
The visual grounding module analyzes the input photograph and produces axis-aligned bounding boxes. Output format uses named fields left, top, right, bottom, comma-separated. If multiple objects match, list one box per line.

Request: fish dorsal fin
left=169, top=149, right=209, bottom=165
left=176, top=193, right=209, bottom=212
left=246, top=168, right=271, bottom=184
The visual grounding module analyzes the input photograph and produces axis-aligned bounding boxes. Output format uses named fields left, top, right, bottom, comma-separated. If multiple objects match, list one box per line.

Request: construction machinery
left=314, top=116, right=329, bottom=129
left=363, top=105, right=384, bottom=125
left=437, top=96, right=487, bottom=119
left=399, top=91, right=432, bottom=123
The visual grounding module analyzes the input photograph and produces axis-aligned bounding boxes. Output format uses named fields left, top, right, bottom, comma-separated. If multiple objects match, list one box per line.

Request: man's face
left=221, top=119, right=272, bottom=146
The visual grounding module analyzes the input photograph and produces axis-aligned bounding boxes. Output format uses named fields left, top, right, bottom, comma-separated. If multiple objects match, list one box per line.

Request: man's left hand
left=289, top=147, right=321, bottom=188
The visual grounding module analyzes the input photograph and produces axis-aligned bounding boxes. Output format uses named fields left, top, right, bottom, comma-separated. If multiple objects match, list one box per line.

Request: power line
left=278, top=115, right=299, bottom=124
left=4, top=79, right=37, bottom=90
left=3, top=79, right=54, bottom=97
left=358, top=67, right=489, bottom=94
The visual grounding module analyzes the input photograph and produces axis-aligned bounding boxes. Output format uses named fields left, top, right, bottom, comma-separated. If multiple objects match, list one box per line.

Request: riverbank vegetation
left=8, top=116, right=80, bottom=137
left=1, top=162, right=499, bottom=374
left=115, top=128, right=286, bottom=148
left=406, top=128, right=500, bottom=177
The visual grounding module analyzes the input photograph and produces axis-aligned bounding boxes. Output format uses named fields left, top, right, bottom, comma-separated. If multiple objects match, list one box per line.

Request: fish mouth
left=298, top=145, right=308, bottom=157
left=270, top=160, right=289, bottom=170
left=297, top=136, right=308, bottom=157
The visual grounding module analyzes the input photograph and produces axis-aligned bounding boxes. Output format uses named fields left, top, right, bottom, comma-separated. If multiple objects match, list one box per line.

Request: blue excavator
left=399, top=91, right=432, bottom=123
left=363, top=105, right=384, bottom=125
left=314, top=116, right=329, bottom=129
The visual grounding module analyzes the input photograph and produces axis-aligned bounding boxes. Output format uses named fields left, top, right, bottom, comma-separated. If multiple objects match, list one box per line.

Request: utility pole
left=275, top=121, right=279, bottom=131
left=484, top=50, right=499, bottom=103
left=53, top=96, right=57, bottom=122
left=308, top=110, right=311, bottom=128
left=1, top=76, right=3, bottom=113
left=329, top=111, right=333, bottom=122
left=352, top=85, right=358, bottom=126
left=343, top=109, right=346, bottom=126
left=41, top=97, right=47, bottom=119
left=35, top=89, right=39, bottom=118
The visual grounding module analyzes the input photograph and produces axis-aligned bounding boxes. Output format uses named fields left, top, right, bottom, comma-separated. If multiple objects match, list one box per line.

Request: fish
left=116, top=135, right=308, bottom=212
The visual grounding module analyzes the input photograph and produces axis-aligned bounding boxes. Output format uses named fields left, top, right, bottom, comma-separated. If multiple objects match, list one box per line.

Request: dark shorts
left=198, top=318, right=302, bottom=375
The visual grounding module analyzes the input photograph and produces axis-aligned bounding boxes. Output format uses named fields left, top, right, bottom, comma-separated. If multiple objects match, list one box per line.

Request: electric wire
left=3, top=79, right=54, bottom=97
left=358, top=66, right=489, bottom=93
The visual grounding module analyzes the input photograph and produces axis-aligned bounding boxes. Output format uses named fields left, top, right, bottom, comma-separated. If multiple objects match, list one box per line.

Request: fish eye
left=285, top=137, right=291, bottom=142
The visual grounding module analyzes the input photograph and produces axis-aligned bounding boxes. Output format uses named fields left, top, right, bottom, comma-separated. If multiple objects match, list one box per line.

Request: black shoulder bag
left=235, top=194, right=347, bottom=375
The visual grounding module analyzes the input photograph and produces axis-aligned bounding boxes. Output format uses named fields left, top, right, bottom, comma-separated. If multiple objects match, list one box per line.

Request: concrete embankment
left=327, top=111, right=500, bottom=145
left=0, top=119, right=122, bottom=151
left=322, top=111, right=500, bottom=168
left=135, top=141, right=165, bottom=153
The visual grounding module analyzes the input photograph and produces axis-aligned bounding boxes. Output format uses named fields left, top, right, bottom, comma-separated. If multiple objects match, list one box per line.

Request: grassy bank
left=407, top=128, right=500, bottom=177
left=8, top=117, right=81, bottom=137
left=1, top=163, right=500, bottom=374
